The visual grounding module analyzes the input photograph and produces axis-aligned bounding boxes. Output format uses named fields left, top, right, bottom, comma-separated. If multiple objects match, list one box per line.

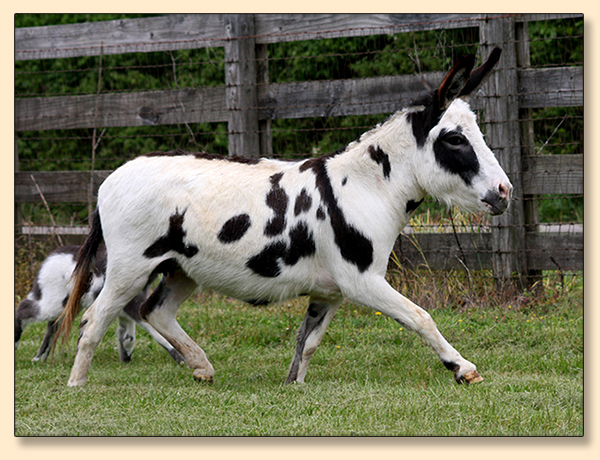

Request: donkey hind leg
left=32, top=320, right=59, bottom=362
left=349, top=276, right=482, bottom=384
left=68, top=273, right=151, bottom=387
left=286, top=297, right=342, bottom=384
left=116, top=313, right=136, bottom=362
left=134, top=319, right=186, bottom=364
left=141, top=271, right=214, bottom=382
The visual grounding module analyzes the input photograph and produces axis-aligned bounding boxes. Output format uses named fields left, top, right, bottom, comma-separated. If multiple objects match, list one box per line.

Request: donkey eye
left=445, top=134, right=466, bottom=146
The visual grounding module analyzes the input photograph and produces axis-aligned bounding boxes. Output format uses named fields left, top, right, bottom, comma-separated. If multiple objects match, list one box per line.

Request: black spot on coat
left=300, top=157, right=373, bottom=272
left=294, top=189, right=312, bottom=216
left=218, top=214, right=251, bottom=244
left=246, top=241, right=287, bottom=278
left=368, top=145, right=391, bottom=179
left=144, top=209, right=199, bottom=259
left=264, top=173, right=289, bottom=237
left=246, top=222, right=317, bottom=278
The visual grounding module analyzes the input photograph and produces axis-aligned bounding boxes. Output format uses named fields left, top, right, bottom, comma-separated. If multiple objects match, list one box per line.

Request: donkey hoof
left=457, top=370, right=483, bottom=384
left=192, top=369, right=214, bottom=383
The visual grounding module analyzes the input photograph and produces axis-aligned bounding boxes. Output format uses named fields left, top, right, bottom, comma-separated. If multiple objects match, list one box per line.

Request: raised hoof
left=456, top=370, right=483, bottom=384
left=192, top=369, right=214, bottom=383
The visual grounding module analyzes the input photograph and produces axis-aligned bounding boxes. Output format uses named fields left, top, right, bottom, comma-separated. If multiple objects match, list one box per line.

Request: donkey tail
left=56, top=209, right=104, bottom=347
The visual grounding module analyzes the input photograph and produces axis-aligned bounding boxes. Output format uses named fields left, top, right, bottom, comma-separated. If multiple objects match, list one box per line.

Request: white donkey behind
left=15, top=245, right=184, bottom=364
left=59, top=48, right=511, bottom=387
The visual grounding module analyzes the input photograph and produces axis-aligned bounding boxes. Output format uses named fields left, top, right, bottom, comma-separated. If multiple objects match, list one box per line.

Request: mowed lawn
left=14, top=286, right=583, bottom=436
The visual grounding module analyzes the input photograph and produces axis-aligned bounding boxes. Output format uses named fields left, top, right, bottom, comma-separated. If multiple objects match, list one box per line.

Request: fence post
left=516, top=20, right=543, bottom=288
left=256, top=43, right=273, bottom=158
left=479, top=17, right=527, bottom=288
left=224, top=14, right=260, bottom=158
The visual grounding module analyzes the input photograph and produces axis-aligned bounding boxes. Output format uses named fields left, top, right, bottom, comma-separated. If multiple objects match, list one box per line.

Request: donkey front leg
left=286, top=297, right=342, bottom=384
left=347, top=276, right=482, bottom=384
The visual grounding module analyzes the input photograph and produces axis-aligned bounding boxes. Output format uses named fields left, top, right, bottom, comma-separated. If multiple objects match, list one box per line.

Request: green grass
left=15, top=286, right=583, bottom=436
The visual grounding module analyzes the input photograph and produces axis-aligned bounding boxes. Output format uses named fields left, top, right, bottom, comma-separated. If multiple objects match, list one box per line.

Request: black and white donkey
left=15, top=245, right=184, bottom=364
left=59, top=48, right=511, bottom=387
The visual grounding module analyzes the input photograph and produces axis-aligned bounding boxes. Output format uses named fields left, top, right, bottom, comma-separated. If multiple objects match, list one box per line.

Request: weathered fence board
left=16, top=13, right=581, bottom=61
left=15, top=171, right=111, bottom=203
left=15, top=67, right=578, bottom=132
left=394, top=232, right=583, bottom=271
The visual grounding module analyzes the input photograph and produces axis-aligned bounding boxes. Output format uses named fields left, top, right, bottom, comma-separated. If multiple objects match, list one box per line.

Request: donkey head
left=409, top=48, right=512, bottom=216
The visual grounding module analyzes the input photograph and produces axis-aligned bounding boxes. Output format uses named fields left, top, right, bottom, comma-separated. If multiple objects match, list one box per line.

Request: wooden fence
left=14, top=13, right=583, bottom=285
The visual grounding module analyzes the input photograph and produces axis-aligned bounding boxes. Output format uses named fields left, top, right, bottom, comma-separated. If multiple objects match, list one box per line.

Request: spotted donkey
left=58, top=48, right=511, bottom=387
left=15, top=245, right=184, bottom=364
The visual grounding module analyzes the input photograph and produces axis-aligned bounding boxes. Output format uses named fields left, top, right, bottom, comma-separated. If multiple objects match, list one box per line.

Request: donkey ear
left=459, top=47, right=502, bottom=100
left=436, top=54, right=475, bottom=110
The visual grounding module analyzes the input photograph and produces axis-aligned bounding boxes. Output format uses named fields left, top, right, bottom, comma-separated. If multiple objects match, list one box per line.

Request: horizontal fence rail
left=15, top=13, right=584, bottom=283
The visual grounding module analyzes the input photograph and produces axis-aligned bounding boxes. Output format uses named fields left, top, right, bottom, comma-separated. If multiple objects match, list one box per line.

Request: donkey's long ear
left=437, top=54, right=475, bottom=110
left=459, top=47, right=502, bottom=100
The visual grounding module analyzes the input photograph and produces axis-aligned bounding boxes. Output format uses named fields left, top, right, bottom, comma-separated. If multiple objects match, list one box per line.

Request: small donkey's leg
left=347, top=276, right=482, bottom=384
left=116, top=313, right=136, bottom=362
left=32, top=320, right=59, bottom=362
left=286, top=297, right=342, bottom=384
left=141, top=272, right=214, bottom=382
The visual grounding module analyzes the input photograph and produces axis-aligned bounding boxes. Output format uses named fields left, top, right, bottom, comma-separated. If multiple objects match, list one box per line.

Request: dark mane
left=143, top=150, right=261, bottom=165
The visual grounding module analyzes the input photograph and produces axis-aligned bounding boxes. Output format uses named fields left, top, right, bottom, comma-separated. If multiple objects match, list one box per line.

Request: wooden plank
left=523, top=154, right=583, bottom=195
left=15, top=171, right=111, bottom=203
left=16, top=14, right=582, bottom=61
left=394, top=232, right=582, bottom=271
left=263, top=72, right=445, bottom=120
left=254, top=13, right=485, bottom=44
left=394, top=232, right=494, bottom=271
left=15, top=14, right=227, bottom=61
left=15, top=87, right=226, bottom=131
left=518, top=67, right=583, bottom=108
left=16, top=73, right=444, bottom=132
left=526, top=232, right=583, bottom=271
left=16, top=66, right=580, bottom=132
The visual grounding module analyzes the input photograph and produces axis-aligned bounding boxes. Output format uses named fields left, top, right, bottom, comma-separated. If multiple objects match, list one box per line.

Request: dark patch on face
left=316, top=207, right=326, bottom=221
left=300, top=157, right=373, bottom=272
left=143, top=209, right=199, bottom=259
left=433, top=127, right=480, bottom=186
left=341, top=177, right=348, bottom=186
left=406, top=198, right=424, bottom=214
left=218, top=213, right=251, bottom=244
left=368, top=145, right=391, bottom=179
left=143, top=149, right=261, bottom=165
left=294, top=189, right=312, bottom=216
left=15, top=298, right=39, bottom=322
left=264, top=173, right=289, bottom=237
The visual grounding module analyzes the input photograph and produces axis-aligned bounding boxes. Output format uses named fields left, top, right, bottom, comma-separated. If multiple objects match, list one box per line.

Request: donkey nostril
left=498, top=183, right=511, bottom=200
